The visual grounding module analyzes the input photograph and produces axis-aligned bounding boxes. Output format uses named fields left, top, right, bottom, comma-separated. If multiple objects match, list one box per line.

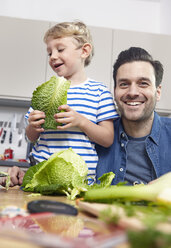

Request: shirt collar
left=118, top=119, right=129, bottom=141
left=118, top=112, right=161, bottom=144
left=148, top=111, right=161, bottom=145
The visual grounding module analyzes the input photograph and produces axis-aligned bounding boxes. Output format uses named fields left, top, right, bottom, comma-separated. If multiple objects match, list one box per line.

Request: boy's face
left=46, top=36, right=85, bottom=81
left=114, top=61, right=161, bottom=123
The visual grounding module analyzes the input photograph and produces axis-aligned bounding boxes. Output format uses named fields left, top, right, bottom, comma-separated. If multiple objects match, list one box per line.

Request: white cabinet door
left=0, top=17, right=49, bottom=100
left=86, top=26, right=113, bottom=91
left=46, top=24, right=113, bottom=92
left=112, top=29, right=171, bottom=113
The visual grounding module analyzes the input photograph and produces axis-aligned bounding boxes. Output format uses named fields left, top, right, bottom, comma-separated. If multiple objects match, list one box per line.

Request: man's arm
left=0, top=166, right=25, bottom=187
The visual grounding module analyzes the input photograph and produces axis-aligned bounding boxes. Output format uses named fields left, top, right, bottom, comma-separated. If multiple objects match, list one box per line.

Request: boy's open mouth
left=54, top=63, right=63, bottom=68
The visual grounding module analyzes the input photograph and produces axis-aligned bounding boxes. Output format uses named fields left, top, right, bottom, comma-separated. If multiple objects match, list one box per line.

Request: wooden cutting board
left=78, top=201, right=145, bottom=231
left=78, top=201, right=171, bottom=234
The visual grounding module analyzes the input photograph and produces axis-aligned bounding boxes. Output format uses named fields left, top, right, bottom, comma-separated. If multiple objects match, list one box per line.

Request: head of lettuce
left=22, top=148, right=88, bottom=200
left=22, top=148, right=115, bottom=200
left=31, top=76, right=70, bottom=129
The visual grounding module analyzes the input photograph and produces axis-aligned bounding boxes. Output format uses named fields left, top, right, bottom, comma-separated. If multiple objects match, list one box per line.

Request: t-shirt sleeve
left=25, top=106, right=33, bottom=120
left=97, top=87, right=119, bottom=123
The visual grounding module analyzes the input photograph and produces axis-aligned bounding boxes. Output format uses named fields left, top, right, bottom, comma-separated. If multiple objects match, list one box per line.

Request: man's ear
left=81, top=43, right=92, bottom=59
left=156, top=84, right=162, bottom=101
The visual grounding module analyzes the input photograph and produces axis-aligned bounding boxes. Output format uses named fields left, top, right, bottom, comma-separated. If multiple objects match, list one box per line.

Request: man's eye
left=119, top=83, right=128, bottom=87
left=140, top=81, right=149, bottom=86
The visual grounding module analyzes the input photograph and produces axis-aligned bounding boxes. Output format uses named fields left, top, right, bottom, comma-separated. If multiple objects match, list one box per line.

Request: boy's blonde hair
left=44, top=21, right=94, bottom=66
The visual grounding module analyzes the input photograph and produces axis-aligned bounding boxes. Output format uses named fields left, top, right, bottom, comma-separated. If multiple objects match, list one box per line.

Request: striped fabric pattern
left=25, top=78, right=119, bottom=184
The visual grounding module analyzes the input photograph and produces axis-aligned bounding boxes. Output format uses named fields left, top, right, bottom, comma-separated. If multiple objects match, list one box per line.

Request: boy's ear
left=81, top=43, right=92, bottom=59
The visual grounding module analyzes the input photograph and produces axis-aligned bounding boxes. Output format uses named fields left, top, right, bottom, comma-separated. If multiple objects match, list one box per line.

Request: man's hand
left=0, top=166, right=25, bottom=187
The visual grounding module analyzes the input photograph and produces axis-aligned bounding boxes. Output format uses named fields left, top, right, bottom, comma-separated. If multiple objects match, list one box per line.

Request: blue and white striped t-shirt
left=25, top=78, right=119, bottom=184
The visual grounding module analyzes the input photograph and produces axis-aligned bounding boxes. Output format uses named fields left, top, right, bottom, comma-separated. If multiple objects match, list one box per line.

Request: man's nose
left=127, top=84, right=139, bottom=97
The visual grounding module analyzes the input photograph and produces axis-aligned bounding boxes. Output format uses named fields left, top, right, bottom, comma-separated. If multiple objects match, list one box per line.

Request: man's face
left=114, top=61, right=161, bottom=123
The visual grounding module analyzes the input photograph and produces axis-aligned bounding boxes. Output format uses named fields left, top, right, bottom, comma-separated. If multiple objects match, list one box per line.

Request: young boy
left=25, top=21, right=118, bottom=184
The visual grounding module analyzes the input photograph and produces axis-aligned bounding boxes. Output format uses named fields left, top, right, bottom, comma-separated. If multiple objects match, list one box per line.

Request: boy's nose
left=50, top=51, right=58, bottom=60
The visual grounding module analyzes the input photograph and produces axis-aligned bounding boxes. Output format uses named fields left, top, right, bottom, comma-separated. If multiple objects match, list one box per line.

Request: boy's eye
left=58, top=48, right=64, bottom=52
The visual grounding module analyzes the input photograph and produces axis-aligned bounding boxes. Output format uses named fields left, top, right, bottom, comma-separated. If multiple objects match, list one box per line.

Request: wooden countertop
left=0, top=186, right=74, bottom=209
left=0, top=187, right=127, bottom=248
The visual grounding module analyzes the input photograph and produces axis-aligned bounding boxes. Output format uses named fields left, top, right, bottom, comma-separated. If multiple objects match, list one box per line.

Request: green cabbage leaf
left=0, top=171, right=11, bottom=190
left=22, top=148, right=88, bottom=200
left=22, top=148, right=115, bottom=200
left=31, top=76, right=70, bottom=129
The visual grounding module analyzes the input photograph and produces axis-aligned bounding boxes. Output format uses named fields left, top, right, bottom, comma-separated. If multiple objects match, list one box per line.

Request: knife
left=1, top=121, right=7, bottom=144
left=0, top=121, right=3, bottom=137
left=9, top=123, right=12, bottom=144
left=27, top=200, right=78, bottom=216
left=18, top=114, right=25, bottom=147
left=9, top=114, right=16, bottom=144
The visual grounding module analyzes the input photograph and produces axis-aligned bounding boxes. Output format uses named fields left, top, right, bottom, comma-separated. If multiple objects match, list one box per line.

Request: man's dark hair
left=113, top=47, right=164, bottom=88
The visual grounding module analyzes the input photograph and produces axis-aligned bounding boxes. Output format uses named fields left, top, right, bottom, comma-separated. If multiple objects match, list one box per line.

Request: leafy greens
left=83, top=172, right=171, bottom=246
left=22, top=148, right=88, bottom=200
left=0, top=171, right=10, bottom=190
left=22, top=148, right=114, bottom=200
left=31, top=76, right=70, bottom=129
left=84, top=172, right=171, bottom=205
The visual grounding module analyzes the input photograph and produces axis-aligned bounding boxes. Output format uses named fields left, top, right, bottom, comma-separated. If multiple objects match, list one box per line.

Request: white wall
left=160, top=0, right=171, bottom=34
left=0, top=0, right=170, bottom=35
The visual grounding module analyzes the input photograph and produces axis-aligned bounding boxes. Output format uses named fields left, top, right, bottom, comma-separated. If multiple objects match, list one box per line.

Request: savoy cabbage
left=31, top=76, right=70, bottom=129
left=22, top=148, right=115, bottom=200
left=22, top=148, right=88, bottom=200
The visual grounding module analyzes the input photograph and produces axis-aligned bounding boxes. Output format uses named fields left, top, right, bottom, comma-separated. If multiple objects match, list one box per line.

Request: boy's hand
left=28, top=110, right=45, bottom=133
left=54, top=105, right=85, bottom=129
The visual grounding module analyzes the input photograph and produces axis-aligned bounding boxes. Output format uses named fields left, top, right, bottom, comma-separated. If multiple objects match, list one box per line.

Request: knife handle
left=9, top=131, right=12, bottom=143
left=18, top=135, right=22, bottom=147
left=1, top=130, right=7, bottom=143
left=0, top=128, right=3, bottom=137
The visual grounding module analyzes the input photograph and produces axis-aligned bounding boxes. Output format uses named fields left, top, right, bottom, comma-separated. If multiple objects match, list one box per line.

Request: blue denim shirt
left=96, top=112, right=171, bottom=185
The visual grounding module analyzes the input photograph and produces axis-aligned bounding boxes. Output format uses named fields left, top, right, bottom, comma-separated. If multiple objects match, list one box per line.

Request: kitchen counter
left=0, top=187, right=127, bottom=248
left=0, top=160, right=29, bottom=168
left=0, top=160, right=29, bottom=174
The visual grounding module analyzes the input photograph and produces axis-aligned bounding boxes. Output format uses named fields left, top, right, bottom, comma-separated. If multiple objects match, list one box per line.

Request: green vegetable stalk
left=127, top=229, right=171, bottom=248
left=0, top=171, right=10, bottom=190
left=84, top=172, right=171, bottom=205
left=32, top=76, right=70, bottom=129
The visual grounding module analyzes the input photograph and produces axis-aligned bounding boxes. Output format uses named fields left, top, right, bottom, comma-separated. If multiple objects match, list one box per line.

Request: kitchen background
left=0, top=105, right=29, bottom=161
left=0, top=0, right=171, bottom=163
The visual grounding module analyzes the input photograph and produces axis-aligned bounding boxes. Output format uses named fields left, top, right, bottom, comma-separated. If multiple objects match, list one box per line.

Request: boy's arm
left=55, top=105, right=114, bottom=147
left=26, top=110, right=45, bottom=142
left=79, top=118, right=114, bottom=147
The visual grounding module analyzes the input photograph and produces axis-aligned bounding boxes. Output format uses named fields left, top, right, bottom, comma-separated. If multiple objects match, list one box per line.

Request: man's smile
left=125, top=101, right=144, bottom=106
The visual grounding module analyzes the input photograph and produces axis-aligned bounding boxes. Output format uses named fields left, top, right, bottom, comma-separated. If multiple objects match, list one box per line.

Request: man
left=96, top=47, right=171, bottom=185
left=1, top=47, right=171, bottom=187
